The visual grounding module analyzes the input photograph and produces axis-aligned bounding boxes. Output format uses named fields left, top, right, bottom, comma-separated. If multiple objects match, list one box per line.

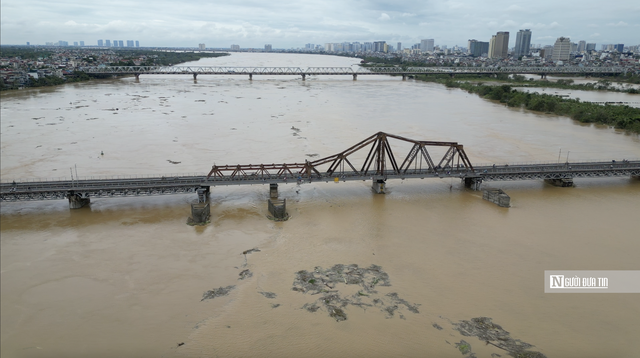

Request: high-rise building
left=135, top=41, right=139, bottom=47
left=397, top=42, right=402, bottom=52
left=80, top=41, right=84, bottom=46
left=105, top=40, right=111, bottom=47
left=58, top=41, right=69, bottom=46
left=468, top=40, right=489, bottom=57
left=614, top=44, right=624, bottom=52
left=199, top=43, right=206, bottom=50
left=514, top=29, right=531, bottom=57
left=118, top=40, right=124, bottom=47
left=420, top=39, right=434, bottom=52
left=264, top=44, right=272, bottom=52
left=230, top=44, right=240, bottom=51
left=98, top=39, right=104, bottom=47
left=586, top=43, right=596, bottom=52
left=552, top=37, right=571, bottom=61
left=74, top=42, right=78, bottom=46
left=489, top=32, right=509, bottom=58
left=127, top=40, right=134, bottom=47
left=578, top=40, right=586, bottom=52
left=26, top=42, right=30, bottom=46
left=373, top=41, right=386, bottom=52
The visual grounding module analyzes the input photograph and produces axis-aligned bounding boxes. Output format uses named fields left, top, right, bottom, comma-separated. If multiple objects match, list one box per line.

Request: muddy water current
left=2, top=53, right=640, bottom=358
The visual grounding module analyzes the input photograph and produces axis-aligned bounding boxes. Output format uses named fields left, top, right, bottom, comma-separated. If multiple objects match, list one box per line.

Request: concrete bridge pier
left=402, top=75, right=407, bottom=81
left=353, top=74, right=357, bottom=80
left=301, top=74, right=306, bottom=81
left=193, top=73, right=198, bottom=81
left=545, top=178, right=573, bottom=187
left=190, top=186, right=211, bottom=225
left=68, top=192, right=90, bottom=209
left=134, top=73, right=140, bottom=81
left=249, top=74, right=253, bottom=80
left=372, top=178, right=386, bottom=194
left=540, top=73, right=547, bottom=79
left=464, top=177, right=483, bottom=190
left=270, top=183, right=278, bottom=199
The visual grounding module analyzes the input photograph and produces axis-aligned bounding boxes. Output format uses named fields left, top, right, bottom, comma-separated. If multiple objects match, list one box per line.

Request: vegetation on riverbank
left=425, top=77, right=640, bottom=134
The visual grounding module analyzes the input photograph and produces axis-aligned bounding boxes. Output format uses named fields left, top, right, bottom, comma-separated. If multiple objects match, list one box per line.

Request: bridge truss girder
left=206, top=132, right=474, bottom=181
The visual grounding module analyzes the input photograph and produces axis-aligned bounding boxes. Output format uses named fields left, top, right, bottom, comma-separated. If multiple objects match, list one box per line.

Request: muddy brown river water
left=2, top=53, right=639, bottom=358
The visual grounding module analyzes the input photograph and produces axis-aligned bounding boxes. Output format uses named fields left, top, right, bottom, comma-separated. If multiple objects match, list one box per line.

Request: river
left=1, top=53, right=639, bottom=358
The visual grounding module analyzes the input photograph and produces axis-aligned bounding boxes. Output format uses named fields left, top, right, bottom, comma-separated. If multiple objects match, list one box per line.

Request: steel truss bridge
left=78, top=66, right=630, bottom=80
left=2, top=132, right=639, bottom=204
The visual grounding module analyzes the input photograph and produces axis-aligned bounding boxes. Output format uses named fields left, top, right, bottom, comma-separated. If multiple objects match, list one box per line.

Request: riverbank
left=411, top=75, right=640, bottom=134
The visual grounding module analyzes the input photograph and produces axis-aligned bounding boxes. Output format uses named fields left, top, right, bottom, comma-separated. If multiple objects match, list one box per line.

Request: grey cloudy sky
left=1, top=0, right=638, bottom=49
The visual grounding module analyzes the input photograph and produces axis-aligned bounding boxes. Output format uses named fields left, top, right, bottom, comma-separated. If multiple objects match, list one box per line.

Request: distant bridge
left=2, top=132, right=639, bottom=208
left=78, top=66, right=630, bottom=80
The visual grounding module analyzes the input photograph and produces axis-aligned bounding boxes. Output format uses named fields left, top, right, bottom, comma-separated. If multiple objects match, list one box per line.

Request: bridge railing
left=1, top=173, right=208, bottom=184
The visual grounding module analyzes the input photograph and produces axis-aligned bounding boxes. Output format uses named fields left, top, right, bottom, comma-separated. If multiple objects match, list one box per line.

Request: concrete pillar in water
left=464, top=177, right=483, bottom=190
left=249, top=74, right=253, bottom=81
left=402, top=74, right=407, bottom=81
left=190, top=202, right=210, bottom=224
left=483, top=189, right=511, bottom=207
left=68, top=193, right=90, bottom=209
left=545, top=178, right=574, bottom=187
left=270, top=183, right=278, bottom=199
left=372, top=178, right=386, bottom=194
left=193, top=73, right=197, bottom=81
left=353, top=74, right=357, bottom=80
left=268, top=198, right=288, bottom=221
left=301, top=74, right=306, bottom=81
left=134, top=73, right=140, bottom=81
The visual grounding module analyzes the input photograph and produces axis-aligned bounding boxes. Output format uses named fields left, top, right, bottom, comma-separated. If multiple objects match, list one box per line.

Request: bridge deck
left=2, top=160, right=639, bottom=202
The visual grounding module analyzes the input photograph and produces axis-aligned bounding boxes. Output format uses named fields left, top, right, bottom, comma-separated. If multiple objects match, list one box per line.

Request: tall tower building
left=490, top=32, right=509, bottom=58
left=420, top=39, right=434, bottom=52
left=514, top=29, right=531, bottom=57
left=397, top=42, right=402, bottom=52
left=98, top=39, right=103, bottom=47
left=552, top=37, right=571, bottom=61
left=578, top=40, right=586, bottom=52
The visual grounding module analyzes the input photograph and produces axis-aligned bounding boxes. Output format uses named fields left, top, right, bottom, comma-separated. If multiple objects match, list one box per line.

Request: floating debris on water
left=452, top=317, right=547, bottom=358
left=238, top=269, right=252, bottom=280
left=201, top=285, right=235, bottom=301
left=293, top=264, right=419, bottom=322
left=243, top=248, right=261, bottom=255
left=259, top=291, right=277, bottom=299
left=167, top=160, right=181, bottom=164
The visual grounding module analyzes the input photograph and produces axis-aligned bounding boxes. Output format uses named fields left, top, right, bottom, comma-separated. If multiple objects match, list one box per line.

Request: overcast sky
left=1, top=0, right=639, bottom=49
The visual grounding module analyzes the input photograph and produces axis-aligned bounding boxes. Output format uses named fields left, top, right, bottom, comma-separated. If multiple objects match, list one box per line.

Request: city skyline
left=1, top=0, right=638, bottom=49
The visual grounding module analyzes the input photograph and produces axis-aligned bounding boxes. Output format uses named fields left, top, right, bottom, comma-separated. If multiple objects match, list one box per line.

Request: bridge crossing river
left=2, top=132, right=639, bottom=206
left=79, top=65, right=631, bottom=80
